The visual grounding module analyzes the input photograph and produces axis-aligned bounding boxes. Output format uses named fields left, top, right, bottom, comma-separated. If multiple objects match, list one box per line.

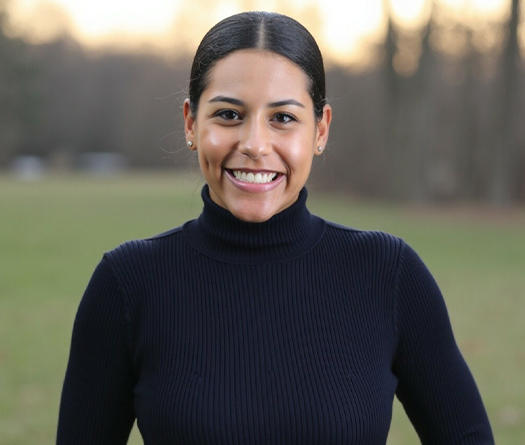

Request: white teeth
left=231, top=170, right=278, bottom=184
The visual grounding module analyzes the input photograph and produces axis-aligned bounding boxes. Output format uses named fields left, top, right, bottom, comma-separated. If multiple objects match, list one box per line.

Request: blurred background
left=1, top=0, right=525, bottom=202
left=0, top=0, right=524, bottom=444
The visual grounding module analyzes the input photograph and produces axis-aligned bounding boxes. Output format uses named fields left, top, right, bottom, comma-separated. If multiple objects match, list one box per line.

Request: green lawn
left=0, top=172, right=523, bottom=444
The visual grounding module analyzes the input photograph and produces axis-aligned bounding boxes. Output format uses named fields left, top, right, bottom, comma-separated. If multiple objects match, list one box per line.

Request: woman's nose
left=238, top=119, right=272, bottom=159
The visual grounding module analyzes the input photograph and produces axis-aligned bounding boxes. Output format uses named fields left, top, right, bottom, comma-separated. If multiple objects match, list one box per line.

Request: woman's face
left=184, top=50, right=331, bottom=222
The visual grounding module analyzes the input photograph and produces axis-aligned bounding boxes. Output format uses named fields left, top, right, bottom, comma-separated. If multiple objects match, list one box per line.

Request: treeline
left=1, top=1, right=524, bottom=203
left=0, top=35, right=191, bottom=169
left=323, top=0, right=525, bottom=204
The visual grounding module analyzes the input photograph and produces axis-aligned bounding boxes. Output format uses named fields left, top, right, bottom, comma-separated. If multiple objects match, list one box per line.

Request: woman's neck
left=182, top=185, right=325, bottom=264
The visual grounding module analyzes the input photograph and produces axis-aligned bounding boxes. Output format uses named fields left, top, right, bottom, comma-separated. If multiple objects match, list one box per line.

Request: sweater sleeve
left=392, top=242, right=494, bottom=444
left=57, top=256, right=136, bottom=444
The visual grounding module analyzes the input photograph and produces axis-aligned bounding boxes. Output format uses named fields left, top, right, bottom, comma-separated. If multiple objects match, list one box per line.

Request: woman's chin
left=228, top=204, right=276, bottom=223
left=207, top=176, right=299, bottom=222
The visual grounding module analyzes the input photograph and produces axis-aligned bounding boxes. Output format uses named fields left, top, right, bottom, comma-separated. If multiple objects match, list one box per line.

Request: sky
left=6, top=0, right=510, bottom=64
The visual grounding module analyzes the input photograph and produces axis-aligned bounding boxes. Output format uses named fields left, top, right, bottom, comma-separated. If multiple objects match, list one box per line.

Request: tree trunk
left=490, top=0, right=520, bottom=205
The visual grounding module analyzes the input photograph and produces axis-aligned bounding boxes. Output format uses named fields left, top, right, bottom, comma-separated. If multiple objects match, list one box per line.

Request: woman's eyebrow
left=209, top=96, right=244, bottom=105
left=208, top=96, right=305, bottom=109
left=268, top=99, right=305, bottom=108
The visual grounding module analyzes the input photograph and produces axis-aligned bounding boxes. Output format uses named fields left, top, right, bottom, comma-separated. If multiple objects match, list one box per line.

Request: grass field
left=0, top=172, right=524, bottom=444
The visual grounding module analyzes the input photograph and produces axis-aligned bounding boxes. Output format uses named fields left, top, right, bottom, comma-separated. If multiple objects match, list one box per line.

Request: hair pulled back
left=189, top=11, right=327, bottom=119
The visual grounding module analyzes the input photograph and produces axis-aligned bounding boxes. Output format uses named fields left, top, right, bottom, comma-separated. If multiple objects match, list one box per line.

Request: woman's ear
left=315, top=104, right=332, bottom=156
left=183, top=99, right=197, bottom=150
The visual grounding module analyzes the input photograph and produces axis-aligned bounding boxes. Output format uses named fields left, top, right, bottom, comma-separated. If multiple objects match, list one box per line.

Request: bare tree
left=0, top=2, right=37, bottom=164
left=490, top=0, right=521, bottom=204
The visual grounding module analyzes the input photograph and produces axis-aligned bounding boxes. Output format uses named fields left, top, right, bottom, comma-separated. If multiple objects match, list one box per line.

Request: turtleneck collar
left=182, top=185, right=325, bottom=264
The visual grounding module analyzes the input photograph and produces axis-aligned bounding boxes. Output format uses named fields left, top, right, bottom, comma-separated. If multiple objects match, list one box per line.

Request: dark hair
left=189, top=11, right=327, bottom=119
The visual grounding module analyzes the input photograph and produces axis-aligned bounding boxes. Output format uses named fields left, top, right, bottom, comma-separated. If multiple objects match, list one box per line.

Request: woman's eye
left=273, top=113, right=296, bottom=124
left=215, top=109, right=241, bottom=121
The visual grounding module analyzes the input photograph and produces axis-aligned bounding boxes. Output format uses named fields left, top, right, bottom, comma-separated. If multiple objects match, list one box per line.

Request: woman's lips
left=224, top=169, right=285, bottom=191
left=231, top=170, right=277, bottom=184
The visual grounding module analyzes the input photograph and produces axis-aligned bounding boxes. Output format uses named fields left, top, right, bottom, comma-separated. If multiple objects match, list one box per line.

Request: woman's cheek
left=204, top=127, right=235, bottom=157
left=283, top=137, right=315, bottom=172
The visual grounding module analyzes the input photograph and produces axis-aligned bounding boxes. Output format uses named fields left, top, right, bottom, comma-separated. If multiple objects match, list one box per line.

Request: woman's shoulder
left=103, top=224, right=187, bottom=266
left=322, top=219, right=406, bottom=254
left=313, top=220, right=408, bottom=274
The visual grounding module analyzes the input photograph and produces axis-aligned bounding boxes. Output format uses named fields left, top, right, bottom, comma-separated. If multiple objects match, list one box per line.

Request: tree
left=490, top=0, right=521, bottom=204
left=0, top=1, right=38, bottom=166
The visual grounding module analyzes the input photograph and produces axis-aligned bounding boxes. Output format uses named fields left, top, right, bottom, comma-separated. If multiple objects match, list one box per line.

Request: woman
left=57, top=11, right=494, bottom=444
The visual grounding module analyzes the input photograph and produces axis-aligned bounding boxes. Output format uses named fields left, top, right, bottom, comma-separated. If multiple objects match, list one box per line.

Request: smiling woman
left=182, top=10, right=330, bottom=223
left=56, top=11, right=495, bottom=445
left=183, top=50, right=331, bottom=222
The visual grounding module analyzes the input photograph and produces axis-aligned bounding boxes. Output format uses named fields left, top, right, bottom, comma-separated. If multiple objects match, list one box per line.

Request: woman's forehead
left=202, top=50, right=311, bottom=104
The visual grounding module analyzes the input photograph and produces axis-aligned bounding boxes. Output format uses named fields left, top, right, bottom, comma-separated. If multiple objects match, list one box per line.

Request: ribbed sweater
left=57, top=186, right=494, bottom=444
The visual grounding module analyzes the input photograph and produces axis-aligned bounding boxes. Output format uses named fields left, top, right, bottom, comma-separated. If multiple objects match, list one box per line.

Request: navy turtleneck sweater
left=57, top=186, right=494, bottom=444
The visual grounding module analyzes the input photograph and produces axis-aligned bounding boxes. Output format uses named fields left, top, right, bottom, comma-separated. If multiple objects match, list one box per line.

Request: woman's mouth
left=230, top=170, right=278, bottom=184
left=224, top=169, right=285, bottom=191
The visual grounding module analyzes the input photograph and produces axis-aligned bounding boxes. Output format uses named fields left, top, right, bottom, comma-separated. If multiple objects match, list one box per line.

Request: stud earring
left=317, top=146, right=323, bottom=153
left=187, top=141, right=194, bottom=148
